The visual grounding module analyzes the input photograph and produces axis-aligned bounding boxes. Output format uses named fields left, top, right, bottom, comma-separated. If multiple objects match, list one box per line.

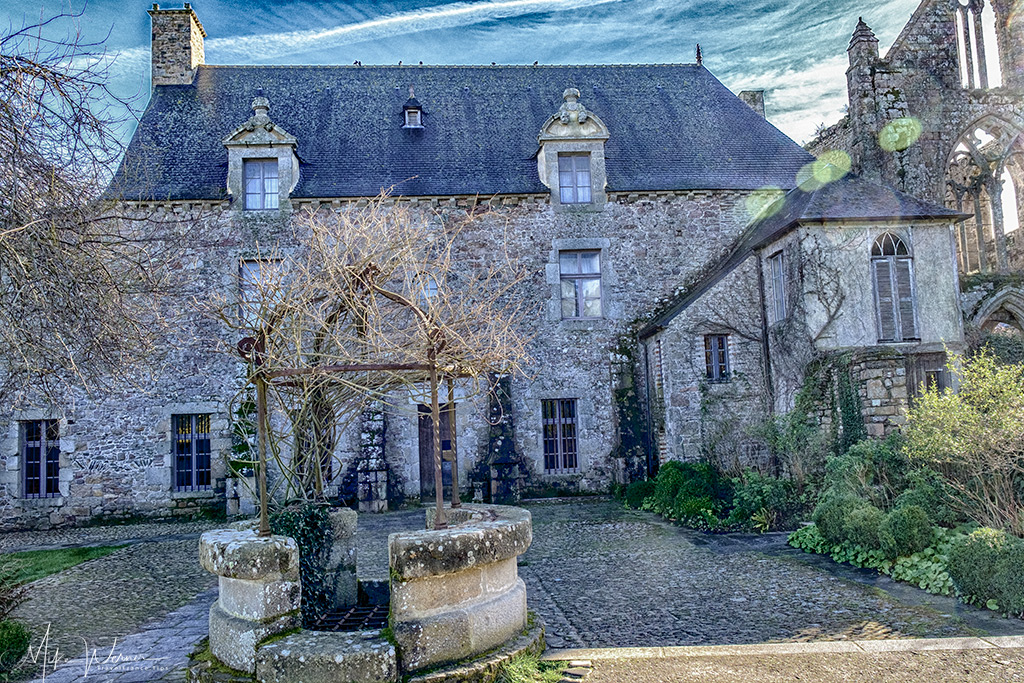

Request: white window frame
left=557, top=153, right=593, bottom=204
left=705, top=334, right=730, bottom=382
left=243, top=159, right=280, bottom=211
left=559, top=250, right=602, bottom=319
left=871, top=233, right=919, bottom=343
left=769, top=251, right=786, bottom=321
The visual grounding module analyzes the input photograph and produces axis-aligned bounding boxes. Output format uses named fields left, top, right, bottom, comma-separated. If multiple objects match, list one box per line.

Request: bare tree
left=0, top=9, right=202, bottom=402
left=210, top=197, right=532, bottom=529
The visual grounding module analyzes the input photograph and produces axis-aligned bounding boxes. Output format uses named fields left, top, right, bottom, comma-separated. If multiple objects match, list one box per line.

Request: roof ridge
left=196, top=63, right=703, bottom=70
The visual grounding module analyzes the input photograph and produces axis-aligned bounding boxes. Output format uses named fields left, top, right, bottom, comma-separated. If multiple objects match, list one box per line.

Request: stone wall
left=647, top=256, right=771, bottom=471
left=0, top=187, right=764, bottom=529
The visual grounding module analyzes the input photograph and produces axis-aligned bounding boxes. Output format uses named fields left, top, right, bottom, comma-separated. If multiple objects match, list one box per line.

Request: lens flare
left=746, top=186, right=785, bottom=220
left=796, top=151, right=850, bottom=192
left=879, top=117, right=923, bottom=152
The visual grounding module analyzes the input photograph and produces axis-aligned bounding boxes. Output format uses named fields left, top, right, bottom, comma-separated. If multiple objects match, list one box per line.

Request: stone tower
left=148, top=3, right=206, bottom=87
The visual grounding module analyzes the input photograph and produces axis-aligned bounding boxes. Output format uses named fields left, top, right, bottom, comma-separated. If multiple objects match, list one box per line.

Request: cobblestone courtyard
left=3, top=499, right=1022, bottom=681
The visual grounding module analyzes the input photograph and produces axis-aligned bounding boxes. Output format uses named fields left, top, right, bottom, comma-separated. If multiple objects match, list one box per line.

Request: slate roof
left=111, top=64, right=815, bottom=201
left=637, top=173, right=967, bottom=339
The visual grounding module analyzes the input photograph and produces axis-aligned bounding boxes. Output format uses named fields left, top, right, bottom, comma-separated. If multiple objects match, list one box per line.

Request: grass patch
left=496, top=652, right=565, bottom=683
left=3, top=546, right=124, bottom=584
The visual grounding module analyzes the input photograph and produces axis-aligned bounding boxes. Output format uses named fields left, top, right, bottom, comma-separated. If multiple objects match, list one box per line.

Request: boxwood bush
left=812, top=494, right=870, bottom=545
left=947, top=527, right=1020, bottom=610
left=878, top=505, right=933, bottom=559
left=845, top=505, right=885, bottom=550
left=623, top=480, right=656, bottom=509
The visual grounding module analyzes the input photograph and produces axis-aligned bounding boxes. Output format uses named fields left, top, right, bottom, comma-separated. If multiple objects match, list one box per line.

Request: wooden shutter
left=873, top=259, right=896, bottom=340
left=894, top=258, right=917, bottom=340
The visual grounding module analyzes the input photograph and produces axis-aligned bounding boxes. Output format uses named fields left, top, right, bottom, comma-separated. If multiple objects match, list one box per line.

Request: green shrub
left=652, top=460, right=730, bottom=518
left=0, top=620, right=30, bottom=673
left=728, top=470, right=799, bottom=531
left=673, top=491, right=714, bottom=520
left=993, top=542, right=1024, bottom=617
left=812, top=494, right=869, bottom=545
left=823, top=436, right=908, bottom=509
left=894, top=469, right=959, bottom=527
left=623, top=480, right=655, bottom=510
left=878, top=505, right=933, bottom=558
left=845, top=505, right=885, bottom=550
left=948, top=527, right=1016, bottom=605
left=651, top=461, right=688, bottom=515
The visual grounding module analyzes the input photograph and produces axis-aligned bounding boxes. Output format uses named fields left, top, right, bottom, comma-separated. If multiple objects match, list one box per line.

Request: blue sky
left=2, top=0, right=923, bottom=143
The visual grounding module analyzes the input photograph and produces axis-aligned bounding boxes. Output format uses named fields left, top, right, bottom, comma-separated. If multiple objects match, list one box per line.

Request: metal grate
left=312, top=605, right=389, bottom=632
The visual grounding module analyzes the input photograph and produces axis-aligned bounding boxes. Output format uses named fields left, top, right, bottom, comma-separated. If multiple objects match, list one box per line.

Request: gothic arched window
left=872, top=233, right=918, bottom=342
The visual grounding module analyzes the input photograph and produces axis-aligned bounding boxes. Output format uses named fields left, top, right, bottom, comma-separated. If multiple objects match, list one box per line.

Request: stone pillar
left=846, top=18, right=882, bottom=181
left=148, top=3, right=206, bottom=87
left=490, top=456, right=522, bottom=505
left=356, top=403, right=389, bottom=513
left=199, top=529, right=301, bottom=674
left=324, top=508, right=358, bottom=609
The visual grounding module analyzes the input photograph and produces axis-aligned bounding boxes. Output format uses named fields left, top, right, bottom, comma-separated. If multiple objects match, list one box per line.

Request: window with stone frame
left=243, top=159, right=279, bottom=210
left=558, top=153, right=592, bottom=204
left=704, top=334, right=730, bottom=382
left=239, top=258, right=282, bottom=329
left=769, top=250, right=786, bottom=321
left=22, top=420, right=59, bottom=498
left=559, top=250, right=602, bottom=318
left=542, top=399, right=578, bottom=473
left=173, top=414, right=212, bottom=491
left=872, top=233, right=918, bottom=342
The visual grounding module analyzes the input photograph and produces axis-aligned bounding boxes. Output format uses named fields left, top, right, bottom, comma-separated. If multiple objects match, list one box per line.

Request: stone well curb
left=541, top=635, right=1024, bottom=661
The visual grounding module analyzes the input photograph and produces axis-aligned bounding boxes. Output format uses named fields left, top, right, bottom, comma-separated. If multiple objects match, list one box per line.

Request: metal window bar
left=559, top=251, right=602, bottom=319
left=23, top=420, right=59, bottom=498
left=542, top=399, right=579, bottom=473
left=704, top=335, right=729, bottom=381
left=174, top=414, right=212, bottom=491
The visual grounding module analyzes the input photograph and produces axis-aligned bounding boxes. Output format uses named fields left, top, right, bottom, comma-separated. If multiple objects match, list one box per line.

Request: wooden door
left=418, top=404, right=453, bottom=500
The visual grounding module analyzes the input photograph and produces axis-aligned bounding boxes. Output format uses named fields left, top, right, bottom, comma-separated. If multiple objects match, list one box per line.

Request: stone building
left=0, top=3, right=971, bottom=529
left=809, top=0, right=1024, bottom=323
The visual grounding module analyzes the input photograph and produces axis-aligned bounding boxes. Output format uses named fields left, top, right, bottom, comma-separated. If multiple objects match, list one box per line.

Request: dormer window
left=403, top=85, right=423, bottom=129
left=222, top=91, right=299, bottom=213
left=538, top=88, right=609, bottom=210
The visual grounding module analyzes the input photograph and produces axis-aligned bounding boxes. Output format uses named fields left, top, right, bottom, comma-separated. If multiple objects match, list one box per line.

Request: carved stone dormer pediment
left=223, top=92, right=297, bottom=147
left=539, top=88, right=609, bottom=143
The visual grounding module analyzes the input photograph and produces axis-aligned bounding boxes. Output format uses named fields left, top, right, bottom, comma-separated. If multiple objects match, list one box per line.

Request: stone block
left=209, top=601, right=298, bottom=674
left=391, top=566, right=484, bottom=618
left=465, top=579, right=527, bottom=654
left=328, top=507, right=358, bottom=540
left=483, top=557, right=517, bottom=594
left=393, top=608, right=473, bottom=672
left=256, top=630, right=397, bottom=683
left=327, top=566, right=358, bottom=609
left=218, top=576, right=301, bottom=621
left=200, top=528, right=299, bottom=581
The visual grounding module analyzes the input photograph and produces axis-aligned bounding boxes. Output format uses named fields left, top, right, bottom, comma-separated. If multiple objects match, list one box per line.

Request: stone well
left=389, top=504, right=532, bottom=674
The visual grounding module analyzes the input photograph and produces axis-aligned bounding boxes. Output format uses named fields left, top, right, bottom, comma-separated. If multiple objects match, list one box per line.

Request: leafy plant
left=878, top=505, right=933, bottom=559
left=0, top=620, right=30, bottom=675
left=622, top=480, right=655, bottom=510
left=823, top=436, right=908, bottom=509
left=845, top=505, right=885, bottom=550
left=894, top=468, right=959, bottom=527
left=728, top=469, right=800, bottom=531
left=271, top=503, right=334, bottom=627
left=905, top=351, right=1024, bottom=535
left=812, top=494, right=869, bottom=545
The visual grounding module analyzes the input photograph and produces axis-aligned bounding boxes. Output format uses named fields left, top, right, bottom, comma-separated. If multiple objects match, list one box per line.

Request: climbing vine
left=271, top=503, right=334, bottom=627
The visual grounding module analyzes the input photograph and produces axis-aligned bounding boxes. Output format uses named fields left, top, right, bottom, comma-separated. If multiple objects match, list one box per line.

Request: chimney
left=739, top=90, right=766, bottom=118
left=148, top=3, right=207, bottom=87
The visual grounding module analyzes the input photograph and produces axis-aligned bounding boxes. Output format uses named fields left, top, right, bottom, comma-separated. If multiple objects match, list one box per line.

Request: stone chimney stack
left=148, top=3, right=206, bottom=87
left=738, top=90, right=766, bottom=118
left=846, top=18, right=882, bottom=181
